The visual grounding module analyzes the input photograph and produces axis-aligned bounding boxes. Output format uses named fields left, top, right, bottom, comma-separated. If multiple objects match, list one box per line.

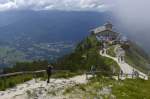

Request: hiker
left=134, top=71, right=139, bottom=78
left=112, top=66, right=116, bottom=74
left=91, top=65, right=96, bottom=77
left=46, top=65, right=53, bottom=83
left=120, top=70, right=123, bottom=77
left=118, top=56, right=120, bottom=63
left=132, top=69, right=135, bottom=78
left=102, top=49, right=105, bottom=54
left=101, top=42, right=104, bottom=49
left=121, top=56, right=124, bottom=62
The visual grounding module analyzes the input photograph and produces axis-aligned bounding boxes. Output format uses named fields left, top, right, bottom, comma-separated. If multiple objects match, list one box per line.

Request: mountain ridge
left=0, top=11, right=149, bottom=67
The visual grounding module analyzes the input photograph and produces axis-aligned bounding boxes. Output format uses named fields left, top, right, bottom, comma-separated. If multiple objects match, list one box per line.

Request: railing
left=85, top=71, right=114, bottom=80
left=0, top=70, right=69, bottom=78
left=0, top=70, right=148, bottom=80
left=85, top=71, right=148, bottom=80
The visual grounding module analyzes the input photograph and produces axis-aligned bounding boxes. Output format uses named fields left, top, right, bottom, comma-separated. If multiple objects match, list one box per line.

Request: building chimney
left=105, top=21, right=113, bottom=30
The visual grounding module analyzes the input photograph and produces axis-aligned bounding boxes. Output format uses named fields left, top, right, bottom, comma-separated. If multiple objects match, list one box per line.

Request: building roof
left=91, top=22, right=119, bottom=35
left=91, top=26, right=106, bottom=34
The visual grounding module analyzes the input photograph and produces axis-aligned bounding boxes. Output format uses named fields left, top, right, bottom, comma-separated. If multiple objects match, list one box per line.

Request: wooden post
left=118, top=73, right=120, bottom=80
left=86, top=73, right=88, bottom=80
left=132, top=73, right=133, bottom=79
left=22, top=72, right=24, bottom=82
left=3, top=76, right=6, bottom=89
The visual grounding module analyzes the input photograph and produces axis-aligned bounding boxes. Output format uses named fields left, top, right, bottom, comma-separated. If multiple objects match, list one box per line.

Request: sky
left=0, top=0, right=150, bottom=31
left=112, top=0, right=150, bottom=47
left=113, top=0, right=150, bottom=29
left=0, top=0, right=111, bottom=11
left=0, top=0, right=149, bottom=27
left=1, top=0, right=149, bottom=24
left=0, top=0, right=150, bottom=48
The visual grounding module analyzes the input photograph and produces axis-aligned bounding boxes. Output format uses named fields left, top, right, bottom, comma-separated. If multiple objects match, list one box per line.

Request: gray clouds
left=0, top=0, right=110, bottom=11
left=111, top=0, right=150, bottom=53
left=112, top=0, right=150, bottom=29
left=1, top=0, right=150, bottom=28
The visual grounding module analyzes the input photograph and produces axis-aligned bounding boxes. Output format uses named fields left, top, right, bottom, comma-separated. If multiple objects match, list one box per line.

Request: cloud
left=111, top=0, right=150, bottom=52
left=0, top=0, right=111, bottom=12
left=112, top=0, right=150, bottom=28
left=0, top=1, right=16, bottom=11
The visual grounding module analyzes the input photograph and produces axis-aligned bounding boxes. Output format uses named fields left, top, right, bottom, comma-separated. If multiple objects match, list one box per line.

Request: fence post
left=132, top=73, right=133, bottom=79
left=118, top=73, right=120, bottom=80
left=86, top=73, right=88, bottom=80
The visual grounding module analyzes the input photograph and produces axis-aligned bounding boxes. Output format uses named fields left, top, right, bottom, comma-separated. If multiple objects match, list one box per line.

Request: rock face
left=0, top=75, right=89, bottom=99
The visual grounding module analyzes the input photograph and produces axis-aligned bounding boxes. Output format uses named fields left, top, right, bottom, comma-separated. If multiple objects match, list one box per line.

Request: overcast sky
left=1, top=0, right=149, bottom=24
left=0, top=0, right=112, bottom=11
left=0, top=0, right=150, bottom=29
left=0, top=0, right=150, bottom=33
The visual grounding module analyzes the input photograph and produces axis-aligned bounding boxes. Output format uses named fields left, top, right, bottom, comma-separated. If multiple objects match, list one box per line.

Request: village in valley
left=0, top=40, right=75, bottom=67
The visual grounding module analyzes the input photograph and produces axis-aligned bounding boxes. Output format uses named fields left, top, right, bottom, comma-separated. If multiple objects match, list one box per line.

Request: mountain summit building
left=91, top=22, right=120, bottom=42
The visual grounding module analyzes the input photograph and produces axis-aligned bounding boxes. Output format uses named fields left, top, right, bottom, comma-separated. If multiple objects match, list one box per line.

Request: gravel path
left=100, top=49, right=148, bottom=80
left=0, top=74, right=89, bottom=99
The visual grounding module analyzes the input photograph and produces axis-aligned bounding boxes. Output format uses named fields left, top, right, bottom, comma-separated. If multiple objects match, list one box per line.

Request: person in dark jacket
left=46, top=65, right=53, bottom=83
left=120, top=70, right=123, bottom=77
left=91, top=65, right=96, bottom=77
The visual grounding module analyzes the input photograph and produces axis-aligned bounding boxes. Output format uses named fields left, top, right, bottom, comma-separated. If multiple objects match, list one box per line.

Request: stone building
left=91, top=22, right=120, bottom=42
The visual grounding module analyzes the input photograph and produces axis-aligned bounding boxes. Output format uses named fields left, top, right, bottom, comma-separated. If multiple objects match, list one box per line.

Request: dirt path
left=0, top=74, right=89, bottom=99
left=100, top=49, right=148, bottom=80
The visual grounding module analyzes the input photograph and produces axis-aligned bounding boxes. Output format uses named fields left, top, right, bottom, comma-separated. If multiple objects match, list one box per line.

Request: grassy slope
left=63, top=77, right=150, bottom=99
left=54, top=35, right=120, bottom=73
left=55, top=38, right=150, bottom=98
left=105, top=41, right=150, bottom=73
left=112, top=79, right=150, bottom=99
left=0, top=35, right=120, bottom=91
left=0, top=74, right=34, bottom=91
left=107, top=45, right=116, bottom=57
left=124, top=42, right=150, bottom=73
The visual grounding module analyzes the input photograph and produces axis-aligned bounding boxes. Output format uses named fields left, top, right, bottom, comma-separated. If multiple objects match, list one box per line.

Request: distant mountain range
left=0, top=10, right=112, bottom=42
left=0, top=10, right=149, bottom=67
